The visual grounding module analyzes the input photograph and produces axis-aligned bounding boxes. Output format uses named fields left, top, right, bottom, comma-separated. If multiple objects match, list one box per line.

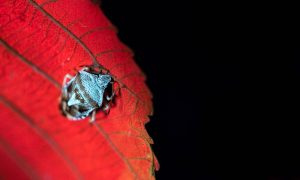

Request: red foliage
left=0, top=0, right=159, bottom=179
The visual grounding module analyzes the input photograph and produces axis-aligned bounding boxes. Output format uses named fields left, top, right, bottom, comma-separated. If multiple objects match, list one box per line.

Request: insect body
left=60, top=67, right=114, bottom=122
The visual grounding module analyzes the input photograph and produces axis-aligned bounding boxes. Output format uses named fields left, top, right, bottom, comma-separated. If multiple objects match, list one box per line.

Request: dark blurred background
left=101, top=1, right=300, bottom=180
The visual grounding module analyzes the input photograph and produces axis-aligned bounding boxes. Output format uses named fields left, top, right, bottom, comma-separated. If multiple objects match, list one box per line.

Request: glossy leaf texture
left=0, top=0, right=159, bottom=179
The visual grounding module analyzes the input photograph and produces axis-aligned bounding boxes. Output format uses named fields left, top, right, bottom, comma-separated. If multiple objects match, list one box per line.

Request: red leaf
left=0, top=0, right=159, bottom=179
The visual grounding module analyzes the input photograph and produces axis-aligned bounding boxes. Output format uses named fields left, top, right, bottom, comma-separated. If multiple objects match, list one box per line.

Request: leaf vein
left=92, top=122, right=137, bottom=179
left=0, top=137, right=39, bottom=179
left=0, top=95, right=83, bottom=179
left=0, top=39, right=60, bottom=88
left=28, top=0, right=100, bottom=66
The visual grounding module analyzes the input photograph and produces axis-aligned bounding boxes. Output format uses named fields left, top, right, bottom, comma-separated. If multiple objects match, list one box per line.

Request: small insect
left=60, top=66, right=115, bottom=122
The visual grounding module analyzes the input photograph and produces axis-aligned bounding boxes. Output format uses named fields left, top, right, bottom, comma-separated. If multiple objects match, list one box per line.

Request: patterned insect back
left=61, top=68, right=113, bottom=121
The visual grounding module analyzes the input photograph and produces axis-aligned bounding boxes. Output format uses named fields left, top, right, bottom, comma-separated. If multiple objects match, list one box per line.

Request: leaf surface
left=0, top=0, right=159, bottom=179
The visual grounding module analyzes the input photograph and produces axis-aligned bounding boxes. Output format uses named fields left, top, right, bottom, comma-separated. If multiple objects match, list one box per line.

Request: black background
left=101, top=1, right=300, bottom=180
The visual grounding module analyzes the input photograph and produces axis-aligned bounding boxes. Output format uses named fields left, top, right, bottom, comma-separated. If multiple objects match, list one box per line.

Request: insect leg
left=89, top=110, right=96, bottom=123
left=62, top=74, right=74, bottom=85
left=106, top=94, right=114, bottom=101
left=102, top=104, right=110, bottom=114
left=81, top=66, right=90, bottom=72
left=106, top=82, right=119, bottom=101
